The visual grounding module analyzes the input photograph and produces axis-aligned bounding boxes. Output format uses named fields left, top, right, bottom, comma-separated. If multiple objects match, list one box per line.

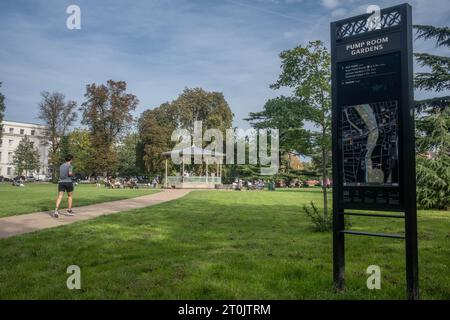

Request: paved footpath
left=0, top=189, right=191, bottom=239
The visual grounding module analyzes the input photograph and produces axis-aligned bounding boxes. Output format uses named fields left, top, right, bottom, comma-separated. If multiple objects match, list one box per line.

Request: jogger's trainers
left=66, top=210, right=75, bottom=216
left=53, top=210, right=60, bottom=218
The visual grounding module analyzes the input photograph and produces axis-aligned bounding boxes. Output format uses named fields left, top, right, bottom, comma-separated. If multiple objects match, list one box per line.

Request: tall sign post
left=330, top=4, right=418, bottom=300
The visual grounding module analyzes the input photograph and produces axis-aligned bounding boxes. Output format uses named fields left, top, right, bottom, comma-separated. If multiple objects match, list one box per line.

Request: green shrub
left=303, top=201, right=351, bottom=232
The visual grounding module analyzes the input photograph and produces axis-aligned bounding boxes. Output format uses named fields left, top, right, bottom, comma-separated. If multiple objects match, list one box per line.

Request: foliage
left=246, top=96, right=311, bottom=154
left=413, top=24, right=449, bottom=112
left=37, top=91, right=77, bottom=182
left=58, top=135, right=70, bottom=165
left=118, top=133, right=141, bottom=176
left=302, top=201, right=332, bottom=232
left=413, top=25, right=450, bottom=48
left=138, top=103, right=176, bottom=174
left=66, top=129, right=93, bottom=177
left=138, top=88, right=233, bottom=175
left=0, top=82, right=5, bottom=140
left=80, top=80, right=138, bottom=176
left=414, top=24, right=450, bottom=209
left=303, top=201, right=351, bottom=232
left=248, top=40, right=332, bottom=217
left=11, top=135, right=40, bottom=176
left=171, top=87, right=233, bottom=134
left=416, top=108, right=450, bottom=209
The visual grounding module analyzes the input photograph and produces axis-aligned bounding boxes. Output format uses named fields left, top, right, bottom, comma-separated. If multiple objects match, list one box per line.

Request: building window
left=20, top=129, right=25, bottom=135
left=8, top=152, right=13, bottom=163
left=9, top=140, right=13, bottom=146
left=9, top=128, right=13, bottom=134
left=7, top=167, right=12, bottom=175
left=31, top=130, right=35, bottom=136
left=0, top=151, right=2, bottom=162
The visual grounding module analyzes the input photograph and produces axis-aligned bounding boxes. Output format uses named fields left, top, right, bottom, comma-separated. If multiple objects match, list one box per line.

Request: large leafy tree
left=414, top=25, right=450, bottom=209
left=172, top=88, right=233, bottom=134
left=0, top=82, right=5, bottom=140
left=248, top=40, right=331, bottom=217
left=138, top=103, right=176, bottom=174
left=80, top=80, right=138, bottom=176
left=11, top=136, right=40, bottom=176
left=138, top=88, right=233, bottom=175
left=37, top=91, right=77, bottom=182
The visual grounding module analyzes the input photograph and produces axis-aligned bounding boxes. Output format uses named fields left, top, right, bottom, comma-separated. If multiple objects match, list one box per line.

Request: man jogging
left=54, top=154, right=75, bottom=218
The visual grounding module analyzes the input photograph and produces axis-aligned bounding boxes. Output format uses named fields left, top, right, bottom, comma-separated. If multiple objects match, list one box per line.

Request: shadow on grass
left=0, top=192, right=448, bottom=300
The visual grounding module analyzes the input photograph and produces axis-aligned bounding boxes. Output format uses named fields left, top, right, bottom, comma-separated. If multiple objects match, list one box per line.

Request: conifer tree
left=414, top=25, right=450, bottom=209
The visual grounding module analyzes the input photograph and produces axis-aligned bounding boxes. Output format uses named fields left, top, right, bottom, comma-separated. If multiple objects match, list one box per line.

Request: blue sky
left=0, top=0, right=449, bottom=128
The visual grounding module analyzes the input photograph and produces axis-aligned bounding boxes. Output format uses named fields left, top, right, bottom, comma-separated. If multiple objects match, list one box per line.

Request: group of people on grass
left=232, top=179, right=268, bottom=191
left=101, top=176, right=160, bottom=189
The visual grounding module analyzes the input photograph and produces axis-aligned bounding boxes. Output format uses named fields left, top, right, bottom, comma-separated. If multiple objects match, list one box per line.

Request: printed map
left=342, top=100, right=399, bottom=186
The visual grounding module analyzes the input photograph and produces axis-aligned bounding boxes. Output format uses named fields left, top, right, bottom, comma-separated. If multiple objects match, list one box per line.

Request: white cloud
left=283, top=30, right=295, bottom=38
left=321, top=0, right=341, bottom=9
left=331, top=8, right=347, bottom=18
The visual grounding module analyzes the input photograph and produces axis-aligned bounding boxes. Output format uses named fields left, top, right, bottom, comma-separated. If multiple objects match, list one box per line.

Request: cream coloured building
left=0, top=120, right=50, bottom=178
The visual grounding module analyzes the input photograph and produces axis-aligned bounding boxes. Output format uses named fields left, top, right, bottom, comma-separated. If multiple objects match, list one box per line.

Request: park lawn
left=0, top=188, right=448, bottom=299
left=0, top=183, right=160, bottom=218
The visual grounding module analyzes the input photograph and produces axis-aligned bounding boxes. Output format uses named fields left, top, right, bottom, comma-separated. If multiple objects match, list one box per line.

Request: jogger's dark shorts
left=58, top=182, right=74, bottom=193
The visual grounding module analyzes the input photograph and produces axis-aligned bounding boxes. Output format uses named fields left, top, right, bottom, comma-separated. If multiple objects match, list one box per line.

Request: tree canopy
left=37, top=91, right=77, bottom=181
left=80, top=80, right=138, bottom=176
left=414, top=24, right=450, bottom=209
left=11, top=136, right=40, bottom=176
left=138, top=88, right=233, bottom=175
left=247, top=40, right=331, bottom=217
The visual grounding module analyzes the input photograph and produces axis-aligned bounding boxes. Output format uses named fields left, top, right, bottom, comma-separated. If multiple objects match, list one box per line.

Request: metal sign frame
left=330, top=3, right=418, bottom=300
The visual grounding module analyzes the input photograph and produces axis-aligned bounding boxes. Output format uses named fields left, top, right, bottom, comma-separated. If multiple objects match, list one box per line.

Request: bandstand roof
left=161, top=146, right=225, bottom=157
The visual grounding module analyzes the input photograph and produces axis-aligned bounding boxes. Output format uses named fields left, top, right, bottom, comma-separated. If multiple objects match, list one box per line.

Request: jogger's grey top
left=59, top=162, right=73, bottom=183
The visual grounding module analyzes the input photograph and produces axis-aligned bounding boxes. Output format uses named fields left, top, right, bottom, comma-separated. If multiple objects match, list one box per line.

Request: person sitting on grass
left=54, top=154, right=75, bottom=218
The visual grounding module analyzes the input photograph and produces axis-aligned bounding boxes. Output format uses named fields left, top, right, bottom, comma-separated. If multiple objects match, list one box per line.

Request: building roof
left=2, top=120, right=46, bottom=128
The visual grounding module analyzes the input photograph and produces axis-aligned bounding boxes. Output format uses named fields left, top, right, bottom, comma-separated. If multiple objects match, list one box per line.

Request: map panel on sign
left=341, top=100, right=399, bottom=187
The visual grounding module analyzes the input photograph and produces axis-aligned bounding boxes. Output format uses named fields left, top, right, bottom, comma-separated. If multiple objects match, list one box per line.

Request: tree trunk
left=51, top=150, right=58, bottom=183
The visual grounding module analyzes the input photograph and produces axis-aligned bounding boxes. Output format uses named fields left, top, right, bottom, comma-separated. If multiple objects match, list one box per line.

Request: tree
left=172, top=88, right=233, bottom=134
left=414, top=25, right=450, bottom=102
left=138, top=103, right=176, bottom=174
left=80, top=80, right=138, bottom=176
left=11, top=136, right=40, bottom=176
left=246, top=96, right=311, bottom=156
left=415, top=108, right=450, bottom=209
left=414, top=25, right=450, bottom=209
left=250, top=40, right=331, bottom=218
left=0, top=82, right=5, bottom=140
left=66, top=129, right=93, bottom=178
left=58, top=135, right=71, bottom=165
left=138, top=88, right=233, bottom=175
left=38, top=91, right=77, bottom=181
left=118, top=133, right=140, bottom=176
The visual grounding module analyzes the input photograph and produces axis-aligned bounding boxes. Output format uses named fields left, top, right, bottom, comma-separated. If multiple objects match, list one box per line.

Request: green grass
left=0, top=189, right=448, bottom=299
left=0, top=183, right=160, bottom=217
